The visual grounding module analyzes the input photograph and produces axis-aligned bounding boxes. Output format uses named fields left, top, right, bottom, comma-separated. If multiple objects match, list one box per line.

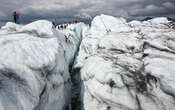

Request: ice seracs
left=18, top=20, right=54, bottom=38
left=0, top=20, right=87, bottom=110
left=0, top=14, right=175, bottom=110
left=74, top=14, right=175, bottom=110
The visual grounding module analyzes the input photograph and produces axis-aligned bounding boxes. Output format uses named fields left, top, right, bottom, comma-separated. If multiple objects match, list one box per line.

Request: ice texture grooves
left=74, top=15, right=175, bottom=110
left=0, top=20, right=87, bottom=110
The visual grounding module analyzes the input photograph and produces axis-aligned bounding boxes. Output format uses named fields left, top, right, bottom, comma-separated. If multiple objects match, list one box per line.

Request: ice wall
left=74, top=15, right=175, bottom=110
left=0, top=20, right=87, bottom=110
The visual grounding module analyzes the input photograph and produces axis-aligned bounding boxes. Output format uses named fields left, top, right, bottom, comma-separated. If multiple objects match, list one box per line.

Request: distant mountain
left=75, top=13, right=92, bottom=20
left=141, top=17, right=175, bottom=22
left=141, top=17, right=153, bottom=21
left=167, top=17, right=175, bottom=22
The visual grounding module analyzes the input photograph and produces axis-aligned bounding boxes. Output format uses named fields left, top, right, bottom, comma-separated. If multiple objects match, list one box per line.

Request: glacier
left=0, top=14, right=175, bottom=110
left=0, top=20, right=87, bottom=110
left=74, top=15, right=175, bottom=110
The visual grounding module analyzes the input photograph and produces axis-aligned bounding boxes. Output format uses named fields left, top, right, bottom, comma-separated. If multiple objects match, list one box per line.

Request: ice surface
left=0, top=14, right=175, bottom=110
left=0, top=21, right=87, bottom=110
left=1, top=22, right=22, bottom=34
left=18, top=20, right=54, bottom=38
left=74, top=15, right=175, bottom=110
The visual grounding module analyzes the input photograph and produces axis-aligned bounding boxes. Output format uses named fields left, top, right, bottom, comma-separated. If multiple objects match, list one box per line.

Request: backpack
left=16, top=19, right=20, bottom=24
left=16, top=13, right=19, bottom=19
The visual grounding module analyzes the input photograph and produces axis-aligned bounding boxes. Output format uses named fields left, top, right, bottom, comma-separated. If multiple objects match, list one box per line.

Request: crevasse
left=0, top=15, right=175, bottom=110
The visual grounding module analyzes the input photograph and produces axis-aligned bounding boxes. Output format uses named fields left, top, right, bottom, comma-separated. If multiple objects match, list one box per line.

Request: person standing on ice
left=13, top=11, right=20, bottom=24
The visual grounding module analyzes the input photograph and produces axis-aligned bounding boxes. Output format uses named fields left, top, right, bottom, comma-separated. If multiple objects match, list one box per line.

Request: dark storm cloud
left=129, top=1, right=175, bottom=17
left=0, top=0, right=175, bottom=24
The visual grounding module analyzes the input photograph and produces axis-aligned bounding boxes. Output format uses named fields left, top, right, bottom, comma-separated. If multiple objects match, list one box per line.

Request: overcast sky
left=0, top=0, right=175, bottom=24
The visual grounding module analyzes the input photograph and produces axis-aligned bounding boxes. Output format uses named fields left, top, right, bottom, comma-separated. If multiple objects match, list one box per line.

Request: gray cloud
left=0, top=0, right=175, bottom=25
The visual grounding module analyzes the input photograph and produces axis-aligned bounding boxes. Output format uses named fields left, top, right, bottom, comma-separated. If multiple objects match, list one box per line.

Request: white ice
left=0, top=20, right=88, bottom=110
left=74, top=14, right=175, bottom=110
